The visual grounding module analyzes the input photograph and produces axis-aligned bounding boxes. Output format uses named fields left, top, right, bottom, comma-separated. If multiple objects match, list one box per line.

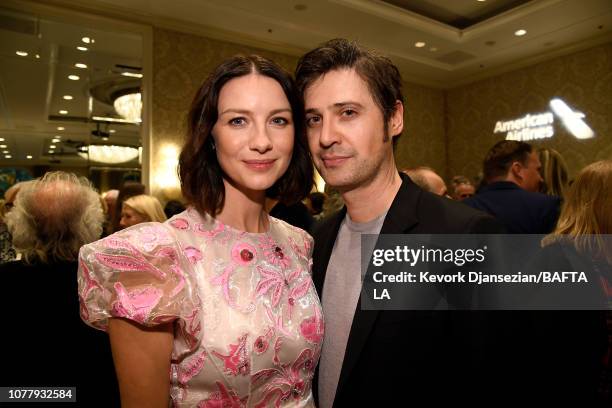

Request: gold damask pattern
left=446, top=43, right=612, bottom=181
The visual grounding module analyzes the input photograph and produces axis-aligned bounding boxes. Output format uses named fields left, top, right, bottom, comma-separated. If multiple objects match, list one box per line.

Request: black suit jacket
left=312, top=174, right=502, bottom=406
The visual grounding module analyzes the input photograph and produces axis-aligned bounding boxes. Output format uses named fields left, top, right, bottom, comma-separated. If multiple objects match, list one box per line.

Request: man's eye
left=342, top=109, right=356, bottom=117
left=229, top=117, right=246, bottom=126
left=306, top=116, right=321, bottom=127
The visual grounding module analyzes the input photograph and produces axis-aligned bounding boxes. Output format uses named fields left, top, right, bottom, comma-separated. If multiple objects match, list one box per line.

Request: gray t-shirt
left=318, top=212, right=387, bottom=408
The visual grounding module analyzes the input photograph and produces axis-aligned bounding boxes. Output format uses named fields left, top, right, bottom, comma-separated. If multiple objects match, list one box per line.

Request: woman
left=538, top=147, right=569, bottom=200
left=532, top=160, right=611, bottom=404
left=77, top=55, right=322, bottom=407
left=119, top=194, right=167, bottom=229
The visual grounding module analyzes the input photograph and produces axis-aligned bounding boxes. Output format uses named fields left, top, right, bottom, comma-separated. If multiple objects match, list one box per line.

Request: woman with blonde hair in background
left=119, top=194, right=167, bottom=229
left=531, top=160, right=611, bottom=405
left=538, top=147, right=569, bottom=200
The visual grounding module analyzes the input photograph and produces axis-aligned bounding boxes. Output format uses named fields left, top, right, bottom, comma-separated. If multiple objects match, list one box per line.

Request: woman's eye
left=271, top=117, right=289, bottom=125
left=229, top=117, right=246, bottom=126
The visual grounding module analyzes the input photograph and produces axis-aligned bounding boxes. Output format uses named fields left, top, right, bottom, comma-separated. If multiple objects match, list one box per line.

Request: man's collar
left=377, top=172, right=420, bottom=234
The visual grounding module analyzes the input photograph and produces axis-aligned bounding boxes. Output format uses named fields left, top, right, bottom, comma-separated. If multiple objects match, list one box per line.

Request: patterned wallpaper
left=446, top=42, right=612, bottom=182
left=151, top=28, right=447, bottom=200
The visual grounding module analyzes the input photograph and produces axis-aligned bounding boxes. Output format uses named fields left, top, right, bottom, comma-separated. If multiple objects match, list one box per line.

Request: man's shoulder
left=404, top=190, right=503, bottom=233
left=311, top=209, right=344, bottom=240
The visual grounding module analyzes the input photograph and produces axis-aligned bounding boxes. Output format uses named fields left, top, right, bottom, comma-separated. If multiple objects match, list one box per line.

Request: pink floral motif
left=170, top=218, right=190, bottom=230
left=288, top=234, right=312, bottom=259
left=110, top=282, right=163, bottom=324
left=253, top=327, right=274, bottom=355
left=260, top=235, right=291, bottom=269
left=184, top=246, right=203, bottom=264
left=252, top=349, right=315, bottom=407
left=299, top=306, right=324, bottom=344
left=211, top=334, right=250, bottom=376
left=255, top=266, right=289, bottom=308
left=230, top=242, right=257, bottom=266
left=197, top=381, right=246, bottom=408
left=138, top=225, right=174, bottom=251
left=94, top=252, right=167, bottom=280
left=178, top=350, right=208, bottom=385
left=266, top=306, right=291, bottom=339
left=79, top=257, right=101, bottom=299
left=195, top=222, right=224, bottom=238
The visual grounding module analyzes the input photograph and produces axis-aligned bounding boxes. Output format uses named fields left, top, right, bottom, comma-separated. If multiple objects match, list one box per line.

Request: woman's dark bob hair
left=179, top=55, right=313, bottom=217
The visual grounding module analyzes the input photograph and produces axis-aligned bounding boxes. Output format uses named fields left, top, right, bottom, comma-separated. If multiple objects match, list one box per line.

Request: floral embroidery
left=197, top=382, right=246, bottom=408
left=230, top=242, right=257, bottom=266
left=110, top=282, right=163, bottom=324
left=253, top=327, right=274, bottom=355
left=170, top=218, right=190, bottom=230
left=212, top=334, right=250, bottom=376
left=94, top=252, right=167, bottom=280
left=184, top=246, right=203, bottom=264
left=260, top=235, right=291, bottom=269
left=178, top=350, right=208, bottom=385
left=300, top=306, right=324, bottom=344
left=252, top=349, right=315, bottom=407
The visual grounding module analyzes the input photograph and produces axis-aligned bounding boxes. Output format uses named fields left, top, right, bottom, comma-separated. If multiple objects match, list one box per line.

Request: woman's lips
left=243, top=159, right=276, bottom=170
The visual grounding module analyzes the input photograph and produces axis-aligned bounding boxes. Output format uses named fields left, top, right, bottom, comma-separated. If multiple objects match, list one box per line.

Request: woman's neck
left=215, top=179, right=269, bottom=233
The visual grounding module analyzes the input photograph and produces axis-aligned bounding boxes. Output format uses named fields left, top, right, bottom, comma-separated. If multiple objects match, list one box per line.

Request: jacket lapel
left=312, top=207, right=346, bottom=297
left=334, top=174, right=421, bottom=400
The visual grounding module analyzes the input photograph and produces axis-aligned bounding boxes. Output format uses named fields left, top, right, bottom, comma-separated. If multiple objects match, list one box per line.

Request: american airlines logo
left=494, top=99, right=594, bottom=141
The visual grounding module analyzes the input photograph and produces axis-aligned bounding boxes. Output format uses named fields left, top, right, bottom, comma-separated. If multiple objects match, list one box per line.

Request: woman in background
left=78, top=55, right=322, bottom=407
left=538, top=147, right=569, bottom=200
left=119, top=194, right=167, bottom=229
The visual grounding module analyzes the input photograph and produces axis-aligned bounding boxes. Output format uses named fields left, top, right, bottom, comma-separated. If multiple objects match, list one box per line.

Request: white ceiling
left=0, top=5, right=142, bottom=168
left=35, top=0, right=612, bottom=88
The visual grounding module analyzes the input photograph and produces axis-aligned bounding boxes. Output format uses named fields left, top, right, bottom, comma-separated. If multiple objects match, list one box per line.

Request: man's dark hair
left=295, top=38, right=404, bottom=146
left=483, top=140, right=533, bottom=182
left=179, top=55, right=313, bottom=217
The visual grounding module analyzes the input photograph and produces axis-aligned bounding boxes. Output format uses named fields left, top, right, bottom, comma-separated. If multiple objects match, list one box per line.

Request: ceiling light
left=52, top=138, right=61, bottom=143
left=16, top=51, right=28, bottom=57
left=81, top=37, right=94, bottom=44
left=57, top=127, right=65, bottom=131
left=120, top=72, right=143, bottom=78
left=74, top=63, right=87, bottom=69
left=113, top=93, right=142, bottom=123
left=78, top=145, right=140, bottom=164
left=68, top=75, right=80, bottom=81
left=48, top=150, right=54, bottom=154
left=0, top=138, right=4, bottom=141
left=35, top=54, right=40, bottom=59
left=429, top=47, right=438, bottom=52
left=414, top=42, right=426, bottom=48
left=26, top=155, right=32, bottom=159
left=2, top=151, right=9, bottom=154
left=5, top=155, right=11, bottom=159
left=477, top=0, right=486, bottom=2
left=77, top=46, right=88, bottom=51
left=59, top=110, right=68, bottom=115
left=63, top=95, right=73, bottom=100
left=514, top=29, right=527, bottom=36
left=0, top=145, right=6, bottom=148
left=109, top=129, right=116, bottom=133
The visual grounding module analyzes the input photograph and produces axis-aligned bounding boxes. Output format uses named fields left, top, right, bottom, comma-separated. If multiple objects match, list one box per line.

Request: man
left=463, top=140, right=560, bottom=233
left=296, top=39, right=501, bottom=407
left=1, top=172, right=119, bottom=405
left=402, top=166, right=448, bottom=196
left=450, top=175, right=476, bottom=200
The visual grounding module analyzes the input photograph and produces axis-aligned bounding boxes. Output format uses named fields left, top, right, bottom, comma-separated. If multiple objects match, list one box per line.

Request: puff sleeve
left=78, top=222, right=200, bottom=337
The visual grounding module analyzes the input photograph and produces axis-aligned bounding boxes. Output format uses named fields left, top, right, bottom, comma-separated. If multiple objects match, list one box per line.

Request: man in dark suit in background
left=464, top=140, right=560, bottom=233
left=295, top=39, right=502, bottom=407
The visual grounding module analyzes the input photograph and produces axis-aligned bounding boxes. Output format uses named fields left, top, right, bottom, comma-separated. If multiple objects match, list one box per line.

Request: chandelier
left=78, top=144, right=139, bottom=164
left=113, top=92, right=142, bottom=123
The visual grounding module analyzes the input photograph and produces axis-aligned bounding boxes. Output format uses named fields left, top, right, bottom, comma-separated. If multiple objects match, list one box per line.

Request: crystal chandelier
left=113, top=92, right=142, bottom=123
left=78, top=144, right=139, bottom=164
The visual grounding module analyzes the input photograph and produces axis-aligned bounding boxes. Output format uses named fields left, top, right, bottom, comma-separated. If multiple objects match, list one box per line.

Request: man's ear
left=510, top=161, right=524, bottom=181
left=388, top=100, right=404, bottom=138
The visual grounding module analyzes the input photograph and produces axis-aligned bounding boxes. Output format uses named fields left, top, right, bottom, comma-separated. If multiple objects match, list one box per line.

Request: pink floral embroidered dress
left=78, top=207, right=324, bottom=407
